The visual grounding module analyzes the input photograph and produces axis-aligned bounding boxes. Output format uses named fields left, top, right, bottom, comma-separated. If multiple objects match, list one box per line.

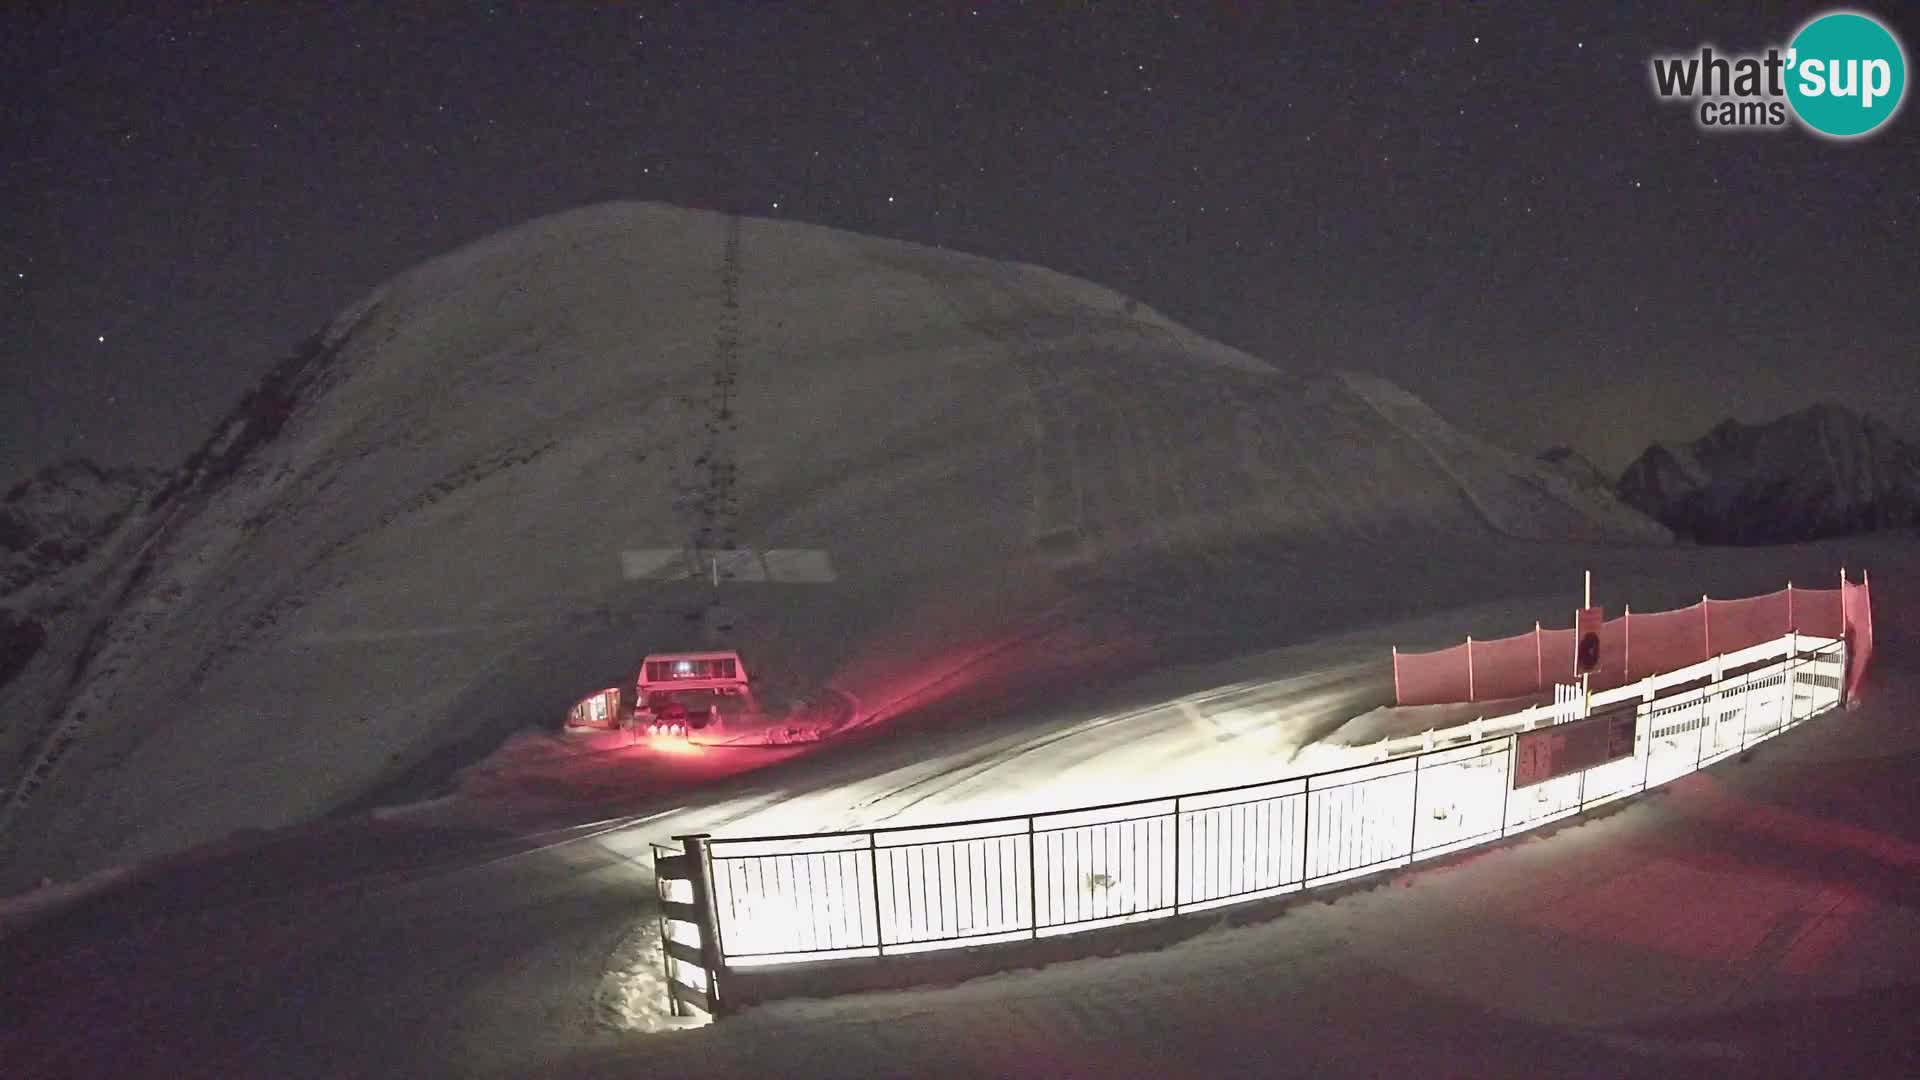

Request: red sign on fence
left=1575, top=606, right=1604, bottom=675
left=1512, top=704, right=1637, bottom=789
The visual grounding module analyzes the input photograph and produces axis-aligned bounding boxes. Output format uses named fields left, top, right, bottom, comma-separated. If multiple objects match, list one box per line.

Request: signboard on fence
left=1512, top=703, right=1637, bottom=789
left=1575, top=606, right=1604, bottom=674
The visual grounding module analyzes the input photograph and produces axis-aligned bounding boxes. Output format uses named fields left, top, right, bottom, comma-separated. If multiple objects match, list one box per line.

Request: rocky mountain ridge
left=1617, top=403, right=1920, bottom=545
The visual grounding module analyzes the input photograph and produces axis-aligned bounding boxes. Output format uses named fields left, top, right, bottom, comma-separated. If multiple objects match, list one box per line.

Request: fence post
left=1170, top=801, right=1183, bottom=913
left=1695, top=697, right=1708, bottom=771
left=1535, top=621, right=1544, bottom=691
left=1624, top=605, right=1632, bottom=682
left=1640, top=705, right=1654, bottom=790
left=1787, top=642, right=1802, bottom=725
left=1838, top=576, right=1852, bottom=708
left=1830, top=572, right=1847, bottom=704
left=1298, top=784, right=1312, bottom=884
left=1466, top=636, right=1475, bottom=703
left=1858, top=568, right=1873, bottom=668
left=1391, top=647, right=1401, bottom=705
left=653, top=844, right=688, bottom=1019
left=1407, top=757, right=1422, bottom=859
left=1702, top=596, right=1712, bottom=659
left=676, top=834, right=727, bottom=1015
left=1739, top=672, right=1754, bottom=750
left=1499, top=735, right=1514, bottom=836
left=1864, top=570, right=1873, bottom=645
left=1787, top=581, right=1795, bottom=632
left=1027, top=816, right=1040, bottom=935
left=868, top=834, right=886, bottom=954
left=1862, top=570, right=1874, bottom=701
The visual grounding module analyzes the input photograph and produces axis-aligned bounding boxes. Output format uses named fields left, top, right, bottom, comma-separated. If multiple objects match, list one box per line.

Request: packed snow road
left=661, top=655, right=1389, bottom=841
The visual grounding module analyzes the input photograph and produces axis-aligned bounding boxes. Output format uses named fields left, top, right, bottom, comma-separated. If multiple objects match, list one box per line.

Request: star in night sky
left=1, top=2, right=1915, bottom=479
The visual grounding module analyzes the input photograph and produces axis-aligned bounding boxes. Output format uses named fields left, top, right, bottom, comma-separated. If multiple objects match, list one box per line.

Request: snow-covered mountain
left=0, top=460, right=161, bottom=698
left=0, top=459, right=160, bottom=600
left=0, top=202, right=1670, bottom=887
left=1618, top=404, right=1920, bottom=544
left=1537, top=446, right=1612, bottom=492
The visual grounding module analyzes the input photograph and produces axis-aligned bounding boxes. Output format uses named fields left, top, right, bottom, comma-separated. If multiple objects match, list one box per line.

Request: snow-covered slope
left=1335, top=373, right=1667, bottom=545
left=1619, top=404, right=1920, bottom=544
left=1538, top=445, right=1613, bottom=492
left=0, top=202, right=1672, bottom=887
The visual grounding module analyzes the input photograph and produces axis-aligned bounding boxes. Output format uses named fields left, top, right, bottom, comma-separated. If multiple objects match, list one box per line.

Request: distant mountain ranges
left=0, top=460, right=163, bottom=690
left=1546, top=402, right=1920, bottom=545
left=1, top=460, right=162, bottom=595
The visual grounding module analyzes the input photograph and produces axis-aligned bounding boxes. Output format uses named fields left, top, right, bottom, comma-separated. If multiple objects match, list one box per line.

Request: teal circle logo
left=1786, top=11, right=1907, bottom=138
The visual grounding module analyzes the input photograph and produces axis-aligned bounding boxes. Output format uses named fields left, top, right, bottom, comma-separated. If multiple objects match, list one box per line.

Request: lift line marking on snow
left=620, top=548, right=836, bottom=583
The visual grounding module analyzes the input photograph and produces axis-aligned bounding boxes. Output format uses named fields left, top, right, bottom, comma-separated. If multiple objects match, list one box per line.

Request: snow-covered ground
left=621, top=670, right=1920, bottom=1080
left=0, top=534, right=1908, bottom=1078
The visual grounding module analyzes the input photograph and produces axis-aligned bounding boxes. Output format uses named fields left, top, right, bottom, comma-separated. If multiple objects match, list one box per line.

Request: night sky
left=4, top=2, right=1915, bottom=482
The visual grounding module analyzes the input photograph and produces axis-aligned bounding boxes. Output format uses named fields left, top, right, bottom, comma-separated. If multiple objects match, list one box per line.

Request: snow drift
left=0, top=202, right=1670, bottom=888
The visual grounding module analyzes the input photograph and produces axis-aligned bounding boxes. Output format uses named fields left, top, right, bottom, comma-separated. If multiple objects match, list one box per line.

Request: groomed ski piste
left=1, top=205, right=1914, bottom=1077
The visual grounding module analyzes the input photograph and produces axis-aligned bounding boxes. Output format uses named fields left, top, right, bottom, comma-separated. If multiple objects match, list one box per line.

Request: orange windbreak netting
left=1392, top=641, right=1470, bottom=709
left=1627, top=604, right=1709, bottom=680
left=1393, top=575, right=1875, bottom=707
left=1705, top=588, right=1793, bottom=657
left=1466, top=631, right=1542, bottom=702
left=1843, top=574, right=1874, bottom=699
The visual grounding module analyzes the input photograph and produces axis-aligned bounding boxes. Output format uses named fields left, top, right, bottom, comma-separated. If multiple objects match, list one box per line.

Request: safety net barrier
left=1393, top=572, right=1874, bottom=706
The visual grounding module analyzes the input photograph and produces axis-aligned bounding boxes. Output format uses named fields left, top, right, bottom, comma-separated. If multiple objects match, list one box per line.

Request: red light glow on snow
left=647, top=737, right=704, bottom=757
left=1684, top=776, right=1920, bottom=868
left=826, top=617, right=1152, bottom=730
left=1477, top=773, right=1899, bottom=973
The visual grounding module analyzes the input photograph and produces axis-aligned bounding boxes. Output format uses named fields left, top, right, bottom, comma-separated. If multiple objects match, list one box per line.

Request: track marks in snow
left=1020, top=377, right=1088, bottom=568
left=829, top=661, right=1379, bottom=829
left=665, top=213, right=749, bottom=639
left=382, top=441, right=559, bottom=527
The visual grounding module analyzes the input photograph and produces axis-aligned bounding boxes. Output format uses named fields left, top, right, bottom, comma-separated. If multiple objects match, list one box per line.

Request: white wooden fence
left=656, top=633, right=1845, bottom=1006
